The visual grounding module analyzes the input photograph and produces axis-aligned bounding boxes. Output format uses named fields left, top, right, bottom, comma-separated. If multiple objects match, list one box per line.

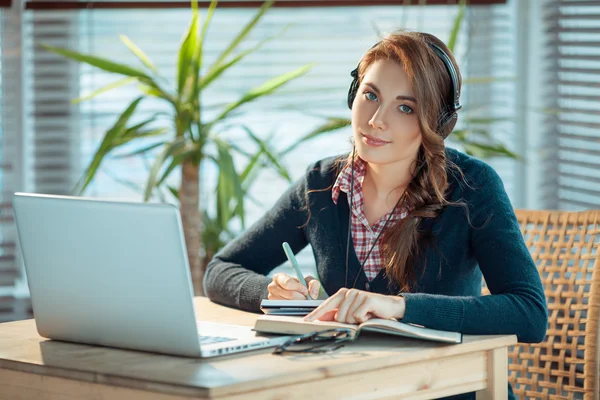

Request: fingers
left=267, top=289, right=306, bottom=300
left=334, top=289, right=362, bottom=323
left=304, top=288, right=346, bottom=321
left=347, top=296, right=372, bottom=324
left=267, top=273, right=308, bottom=300
left=315, top=309, right=338, bottom=321
left=304, top=288, right=375, bottom=324
left=306, top=276, right=321, bottom=300
left=275, top=273, right=309, bottom=295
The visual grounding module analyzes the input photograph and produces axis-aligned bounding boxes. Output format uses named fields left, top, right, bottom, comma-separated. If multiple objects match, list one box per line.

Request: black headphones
left=346, top=41, right=462, bottom=139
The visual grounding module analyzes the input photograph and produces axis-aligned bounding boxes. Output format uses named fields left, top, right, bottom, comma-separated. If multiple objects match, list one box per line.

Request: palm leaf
left=211, top=64, right=312, bottom=125
left=447, top=0, right=466, bottom=53
left=144, top=138, right=187, bottom=200
left=213, top=137, right=245, bottom=229
left=177, top=0, right=200, bottom=97
left=198, top=0, right=218, bottom=79
left=72, top=77, right=137, bottom=104
left=239, top=147, right=264, bottom=183
left=240, top=126, right=291, bottom=182
left=201, top=26, right=291, bottom=90
left=205, top=0, right=275, bottom=78
left=121, top=117, right=159, bottom=136
left=463, top=117, right=516, bottom=125
left=114, top=128, right=170, bottom=146
left=282, top=117, right=350, bottom=155
left=232, top=149, right=265, bottom=226
left=111, top=142, right=166, bottom=159
left=463, top=142, right=520, bottom=159
left=42, top=44, right=150, bottom=79
left=137, top=81, right=176, bottom=105
left=120, top=35, right=157, bottom=72
left=74, top=97, right=145, bottom=194
left=156, top=144, right=201, bottom=187
left=103, top=168, right=144, bottom=194
left=167, top=185, right=179, bottom=199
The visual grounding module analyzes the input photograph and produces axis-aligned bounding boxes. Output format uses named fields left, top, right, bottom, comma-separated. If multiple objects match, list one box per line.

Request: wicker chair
left=485, top=210, right=600, bottom=399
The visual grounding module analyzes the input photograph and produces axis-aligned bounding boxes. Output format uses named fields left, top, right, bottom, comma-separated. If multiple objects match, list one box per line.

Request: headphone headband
left=427, top=42, right=462, bottom=112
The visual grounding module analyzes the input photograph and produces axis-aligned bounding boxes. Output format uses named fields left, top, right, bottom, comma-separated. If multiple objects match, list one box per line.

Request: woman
left=204, top=30, right=547, bottom=399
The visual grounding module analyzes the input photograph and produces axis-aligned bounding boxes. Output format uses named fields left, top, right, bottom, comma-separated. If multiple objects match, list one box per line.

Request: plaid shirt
left=332, top=157, right=408, bottom=283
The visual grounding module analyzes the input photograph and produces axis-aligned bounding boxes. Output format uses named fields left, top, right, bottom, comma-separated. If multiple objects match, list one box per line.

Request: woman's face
left=351, top=59, right=422, bottom=167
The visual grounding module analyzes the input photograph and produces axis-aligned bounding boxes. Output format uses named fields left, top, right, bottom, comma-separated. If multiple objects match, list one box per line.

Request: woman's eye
left=399, top=104, right=414, bottom=114
left=365, top=91, right=378, bottom=101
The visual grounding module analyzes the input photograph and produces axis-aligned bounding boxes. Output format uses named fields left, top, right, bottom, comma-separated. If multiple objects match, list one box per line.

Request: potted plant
left=43, top=0, right=312, bottom=295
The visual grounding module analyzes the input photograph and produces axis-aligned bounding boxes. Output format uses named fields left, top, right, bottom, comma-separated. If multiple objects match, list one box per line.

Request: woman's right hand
left=267, top=273, right=321, bottom=300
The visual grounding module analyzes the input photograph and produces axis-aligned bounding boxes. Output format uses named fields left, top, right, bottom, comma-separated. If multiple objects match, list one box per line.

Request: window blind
left=42, top=5, right=480, bottom=274
left=29, top=13, right=81, bottom=195
left=0, top=1, right=518, bottom=320
left=1, top=3, right=24, bottom=321
left=24, top=0, right=507, bottom=10
left=458, top=2, right=518, bottom=198
left=542, top=0, right=600, bottom=210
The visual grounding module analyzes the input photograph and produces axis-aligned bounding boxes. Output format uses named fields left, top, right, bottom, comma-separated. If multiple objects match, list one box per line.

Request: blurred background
left=0, top=0, right=598, bottom=321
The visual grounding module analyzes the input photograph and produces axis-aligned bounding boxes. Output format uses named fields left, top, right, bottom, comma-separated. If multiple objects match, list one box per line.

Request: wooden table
left=0, top=297, right=516, bottom=400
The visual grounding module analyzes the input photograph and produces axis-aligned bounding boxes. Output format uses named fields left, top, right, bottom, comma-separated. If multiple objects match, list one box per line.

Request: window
left=1, top=0, right=533, bottom=319
left=541, top=0, right=600, bottom=210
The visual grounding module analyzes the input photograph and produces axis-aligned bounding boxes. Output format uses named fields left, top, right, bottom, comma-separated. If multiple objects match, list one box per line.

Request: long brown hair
left=352, top=31, right=464, bottom=292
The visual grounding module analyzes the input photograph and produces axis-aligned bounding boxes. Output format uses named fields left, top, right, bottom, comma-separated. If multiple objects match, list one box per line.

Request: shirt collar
left=332, top=156, right=367, bottom=205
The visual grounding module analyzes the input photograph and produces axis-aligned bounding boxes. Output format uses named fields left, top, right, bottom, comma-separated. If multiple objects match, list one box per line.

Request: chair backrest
left=506, top=210, right=600, bottom=400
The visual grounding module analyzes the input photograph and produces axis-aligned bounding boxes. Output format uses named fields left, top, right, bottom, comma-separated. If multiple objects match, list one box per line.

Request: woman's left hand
left=303, top=288, right=405, bottom=324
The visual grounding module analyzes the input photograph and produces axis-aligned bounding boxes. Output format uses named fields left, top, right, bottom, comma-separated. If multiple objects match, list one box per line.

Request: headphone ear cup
left=437, top=111, right=458, bottom=139
left=347, top=69, right=359, bottom=109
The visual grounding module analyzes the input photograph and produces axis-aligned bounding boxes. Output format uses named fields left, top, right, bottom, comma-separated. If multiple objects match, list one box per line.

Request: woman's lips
left=362, top=133, right=390, bottom=147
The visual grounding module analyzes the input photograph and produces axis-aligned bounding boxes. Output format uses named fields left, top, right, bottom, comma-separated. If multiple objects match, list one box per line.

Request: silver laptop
left=12, top=192, right=290, bottom=358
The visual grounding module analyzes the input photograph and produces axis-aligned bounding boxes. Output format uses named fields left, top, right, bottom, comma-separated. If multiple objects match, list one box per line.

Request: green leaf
left=74, top=97, right=145, bottom=194
left=239, top=148, right=263, bottom=183
left=447, top=0, right=465, bottom=53
left=114, top=128, right=170, bottom=146
left=121, top=117, right=158, bottom=136
left=206, top=0, right=275, bottom=77
left=156, top=144, right=200, bottom=187
left=72, top=77, right=137, bottom=104
left=144, top=138, right=187, bottom=201
left=109, top=97, right=146, bottom=138
left=177, top=0, right=200, bottom=96
left=138, top=84, right=164, bottom=98
left=200, top=0, right=218, bottom=47
left=111, top=142, right=166, bottom=159
left=241, top=126, right=291, bottom=182
left=120, top=35, right=157, bottom=72
left=198, top=0, right=218, bottom=76
left=103, top=168, right=144, bottom=194
left=42, top=44, right=150, bottom=79
left=137, top=81, right=176, bottom=106
left=211, top=64, right=312, bottom=125
left=201, top=26, right=291, bottom=91
left=167, top=185, right=180, bottom=199
left=231, top=149, right=266, bottom=227
left=463, top=117, right=516, bottom=125
left=462, top=142, right=520, bottom=160
left=282, top=117, right=350, bottom=155
left=228, top=141, right=254, bottom=159
left=213, top=137, right=245, bottom=229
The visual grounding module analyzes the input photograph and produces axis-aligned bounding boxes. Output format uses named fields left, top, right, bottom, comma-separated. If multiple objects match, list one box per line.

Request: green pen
left=282, top=242, right=308, bottom=288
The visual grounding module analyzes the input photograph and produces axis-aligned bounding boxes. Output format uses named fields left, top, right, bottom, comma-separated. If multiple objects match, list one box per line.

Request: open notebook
left=254, top=315, right=462, bottom=344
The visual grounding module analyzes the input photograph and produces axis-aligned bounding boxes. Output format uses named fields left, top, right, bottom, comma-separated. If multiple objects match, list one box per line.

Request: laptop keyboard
left=198, top=335, right=235, bottom=345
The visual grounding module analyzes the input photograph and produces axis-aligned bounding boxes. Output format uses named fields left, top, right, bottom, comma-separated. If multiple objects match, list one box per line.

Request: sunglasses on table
left=273, top=328, right=354, bottom=355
